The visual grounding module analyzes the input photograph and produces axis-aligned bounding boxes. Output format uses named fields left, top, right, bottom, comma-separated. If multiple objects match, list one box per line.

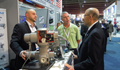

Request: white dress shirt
left=26, top=20, right=39, bottom=50
left=20, top=21, right=39, bottom=57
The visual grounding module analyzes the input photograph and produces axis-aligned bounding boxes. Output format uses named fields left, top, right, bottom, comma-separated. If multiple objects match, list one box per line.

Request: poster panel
left=0, top=8, right=9, bottom=68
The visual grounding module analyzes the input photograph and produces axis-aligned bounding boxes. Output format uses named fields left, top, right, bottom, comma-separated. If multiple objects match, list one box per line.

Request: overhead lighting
left=105, top=4, right=106, bottom=6
left=82, top=4, right=84, bottom=7
left=19, top=2, right=37, bottom=9
left=84, top=1, right=86, bottom=3
left=106, top=0, right=108, bottom=2
left=62, top=5, right=64, bottom=8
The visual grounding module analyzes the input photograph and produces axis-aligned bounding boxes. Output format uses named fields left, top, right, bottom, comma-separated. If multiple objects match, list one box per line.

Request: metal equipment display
left=21, top=28, right=72, bottom=70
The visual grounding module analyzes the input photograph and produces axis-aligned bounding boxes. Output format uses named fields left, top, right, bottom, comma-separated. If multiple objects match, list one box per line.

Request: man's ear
left=89, top=15, right=93, bottom=19
left=26, top=13, right=28, bottom=18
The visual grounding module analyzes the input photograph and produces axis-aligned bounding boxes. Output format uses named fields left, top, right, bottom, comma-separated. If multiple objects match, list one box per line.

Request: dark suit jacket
left=80, top=24, right=88, bottom=40
left=74, top=22, right=105, bottom=70
left=10, top=21, right=37, bottom=70
left=101, top=23, right=109, bottom=37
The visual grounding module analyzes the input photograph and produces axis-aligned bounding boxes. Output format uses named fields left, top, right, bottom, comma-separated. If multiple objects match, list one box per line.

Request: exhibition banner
left=0, top=8, right=9, bottom=68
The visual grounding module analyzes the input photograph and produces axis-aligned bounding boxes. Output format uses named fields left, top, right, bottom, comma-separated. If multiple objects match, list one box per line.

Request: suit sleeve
left=10, top=24, right=23, bottom=55
left=81, top=25, right=85, bottom=36
left=74, top=32, right=103, bottom=70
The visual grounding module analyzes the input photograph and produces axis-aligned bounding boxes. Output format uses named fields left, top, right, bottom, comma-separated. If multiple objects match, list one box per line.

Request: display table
left=20, top=51, right=73, bottom=70
left=50, top=51, right=73, bottom=70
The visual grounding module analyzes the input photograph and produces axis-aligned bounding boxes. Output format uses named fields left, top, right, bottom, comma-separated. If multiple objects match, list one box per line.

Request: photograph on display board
left=0, top=33, right=4, bottom=38
left=0, top=23, right=5, bottom=29
left=0, top=42, right=4, bottom=50
left=39, top=16, right=44, bottom=24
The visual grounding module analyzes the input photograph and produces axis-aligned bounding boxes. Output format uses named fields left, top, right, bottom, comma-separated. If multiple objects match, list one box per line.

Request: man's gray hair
left=61, top=11, right=69, bottom=17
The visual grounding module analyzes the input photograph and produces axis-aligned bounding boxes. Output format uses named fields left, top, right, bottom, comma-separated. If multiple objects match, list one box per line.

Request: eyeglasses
left=84, top=15, right=89, bottom=17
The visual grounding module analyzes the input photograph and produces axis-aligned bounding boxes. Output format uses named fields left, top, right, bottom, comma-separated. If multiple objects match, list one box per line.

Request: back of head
left=109, top=21, right=111, bottom=24
left=102, top=19, right=105, bottom=23
left=56, top=21, right=62, bottom=28
left=57, top=21, right=61, bottom=26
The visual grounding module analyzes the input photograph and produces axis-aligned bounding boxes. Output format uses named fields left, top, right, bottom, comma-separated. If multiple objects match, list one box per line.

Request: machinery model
left=22, top=28, right=70, bottom=70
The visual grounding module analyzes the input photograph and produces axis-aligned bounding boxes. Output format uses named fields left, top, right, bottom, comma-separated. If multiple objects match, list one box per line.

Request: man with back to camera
left=10, top=9, right=38, bottom=70
left=108, top=21, right=114, bottom=41
left=57, top=11, right=81, bottom=55
left=65, top=8, right=105, bottom=70
left=101, top=19, right=109, bottom=54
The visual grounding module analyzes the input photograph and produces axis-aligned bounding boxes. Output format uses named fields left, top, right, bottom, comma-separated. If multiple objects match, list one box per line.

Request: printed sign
left=0, top=8, right=9, bottom=68
left=39, top=16, right=44, bottom=24
left=42, top=24, right=46, bottom=28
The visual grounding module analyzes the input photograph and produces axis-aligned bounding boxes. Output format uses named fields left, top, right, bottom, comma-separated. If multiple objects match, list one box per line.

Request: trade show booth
left=0, top=0, right=62, bottom=69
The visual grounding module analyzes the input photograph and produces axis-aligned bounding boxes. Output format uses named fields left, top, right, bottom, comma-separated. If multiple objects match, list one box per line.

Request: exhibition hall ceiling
left=63, top=0, right=116, bottom=14
left=0, top=0, right=6, bottom=3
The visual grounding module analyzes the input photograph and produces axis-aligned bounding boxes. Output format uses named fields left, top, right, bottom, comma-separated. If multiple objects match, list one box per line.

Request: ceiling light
left=19, top=2, right=36, bottom=9
left=84, top=1, right=86, bottom=3
left=82, top=4, right=84, bottom=7
left=106, top=0, right=108, bottom=2
left=62, top=5, right=64, bottom=8
left=105, top=4, right=106, bottom=6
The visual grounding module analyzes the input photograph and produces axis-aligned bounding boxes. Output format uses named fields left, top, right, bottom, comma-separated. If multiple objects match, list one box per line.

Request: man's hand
left=20, top=51, right=27, bottom=60
left=65, top=63, right=74, bottom=70
left=71, top=52, right=78, bottom=59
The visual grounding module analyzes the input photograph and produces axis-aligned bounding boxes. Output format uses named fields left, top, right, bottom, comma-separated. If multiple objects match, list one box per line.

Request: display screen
left=38, top=30, right=54, bottom=43
left=26, top=0, right=34, bottom=4
left=75, top=18, right=81, bottom=21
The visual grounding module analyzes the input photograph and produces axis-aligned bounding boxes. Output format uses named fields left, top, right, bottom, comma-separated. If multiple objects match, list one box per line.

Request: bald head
left=84, top=8, right=99, bottom=27
left=85, top=8, right=99, bottom=20
left=25, top=9, right=37, bottom=23
left=25, top=9, right=36, bottom=15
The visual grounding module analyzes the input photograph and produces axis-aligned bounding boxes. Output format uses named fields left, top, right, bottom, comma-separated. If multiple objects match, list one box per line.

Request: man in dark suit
left=65, top=8, right=105, bottom=70
left=10, top=9, right=37, bottom=70
left=101, top=19, right=109, bottom=53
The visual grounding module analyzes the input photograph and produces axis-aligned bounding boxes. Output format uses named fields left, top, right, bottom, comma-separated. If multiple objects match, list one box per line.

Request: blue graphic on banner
left=19, top=16, right=26, bottom=23
left=47, top=0, right=52, bottom=3
left=43, top=24, right=46, bottom=28
left=0, top=12, right=4, bottom=14
left=39, top=16, right=44, bottom=24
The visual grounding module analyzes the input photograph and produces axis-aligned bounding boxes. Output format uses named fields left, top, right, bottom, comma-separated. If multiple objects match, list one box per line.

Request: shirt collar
left=63, top=23, right=71, bottom=29
left=26, top=20, right=36, bottom=28
left=88, top=20, right=98, bottom=31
